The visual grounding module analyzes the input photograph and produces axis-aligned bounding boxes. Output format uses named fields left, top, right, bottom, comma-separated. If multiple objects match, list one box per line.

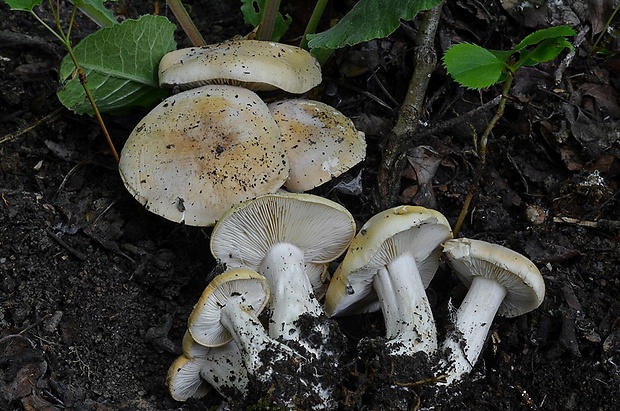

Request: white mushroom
left=159, top=40, right=322, bottom=93
left=118, top=84, right=288, bottom=226
left=166, top=331, right=248, bottom=401
left=439, top=238, right=545, bottom=384
left=187, top=268, right=299, bottom=383
left=267, top=99, right=366, bottom=192
left=210, top=192, right=356, bottom=356
left=325, top=206, right=452, bottom=356
left=167, top=355, right=210, bottom=402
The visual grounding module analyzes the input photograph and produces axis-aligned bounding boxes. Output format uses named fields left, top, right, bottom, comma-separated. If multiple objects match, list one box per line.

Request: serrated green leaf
left=513, top=25, right=576, bottom=52
left=3, top=0, right=43, bottom=11
left=57, top=15, right=176, bottom=115
left=307, top=0, right=441, bottom=49
left=240, top=0, right=291, bottom=41
left=517, top=37, right=573, bottom=67
left=443, top=43, right=507, bottom=89
left=69, top=0, right=118, bottom=27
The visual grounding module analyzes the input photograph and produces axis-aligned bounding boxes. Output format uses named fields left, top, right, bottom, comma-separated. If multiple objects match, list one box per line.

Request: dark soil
left=1, top=1, right=619, bottom=410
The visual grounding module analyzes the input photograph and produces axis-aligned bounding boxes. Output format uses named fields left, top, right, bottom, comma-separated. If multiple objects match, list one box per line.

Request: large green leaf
left=443, top=43, right=507, bottom=90
left=57, top=15, right=176, bottom=115
left=3, top=0, right=43, bottom=11
left=307, top=0, right=441, bottom=49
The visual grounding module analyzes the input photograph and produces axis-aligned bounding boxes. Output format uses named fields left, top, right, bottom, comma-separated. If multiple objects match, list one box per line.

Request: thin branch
left=373, top=1, right=444, bottom=211
left=452, top=72, right=513, bottom=236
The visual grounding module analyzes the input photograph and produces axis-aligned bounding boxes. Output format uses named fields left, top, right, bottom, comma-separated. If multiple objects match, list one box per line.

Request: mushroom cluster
left=168, top=196, right=546, bottom=406
left=326, top=214, right=545, bottom=385
left=168, top=192, right=355, bottom=408
left=119, top=39, right=366, bottom=227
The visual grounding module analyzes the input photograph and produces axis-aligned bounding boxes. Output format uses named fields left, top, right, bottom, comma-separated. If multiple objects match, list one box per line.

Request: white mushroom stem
left=259, top=242, right=326, bottom=357
left=198, top=341, right=249, bottom=397
left=220, top=297, right=299, bottom=381
left=372, top=252, right=437, bottom=356
left=440, top=275, right=507, bottom=383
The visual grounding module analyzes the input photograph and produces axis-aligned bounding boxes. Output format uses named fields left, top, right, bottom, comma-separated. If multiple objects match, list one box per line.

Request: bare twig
left=373, top=1, right=444, bottom=211
left=417, top=95, right=501, bottom=138
left=0, top=108, right=63, bottom=144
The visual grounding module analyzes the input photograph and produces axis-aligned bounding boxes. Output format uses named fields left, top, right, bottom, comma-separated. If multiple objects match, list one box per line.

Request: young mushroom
left=167, top=354, right=209, bottom=402
left=118, top=84, right=288, bottom=226
left=210, top=192, right=356, bottom=356
left=267, top=99, right=367, bottom=192
left=325, top=206, right=453, bottom=356
left=187, top=268, right=300, bottom=385
left=159, top=40, right=322, bottom=93
left=166, top=331, right=248, bottom=401
left=438, top=238, right=545, bottom=384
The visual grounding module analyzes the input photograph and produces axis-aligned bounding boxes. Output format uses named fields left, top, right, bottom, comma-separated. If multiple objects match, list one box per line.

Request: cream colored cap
left=159, top=40, right=322, bottom=93
left=118, top=84, right=288, bottom=226
left=325, top=206, right=452, bottom=316
left=442, top=238, right=545, bottom=317
left=268, top=99, right=366, bottom=192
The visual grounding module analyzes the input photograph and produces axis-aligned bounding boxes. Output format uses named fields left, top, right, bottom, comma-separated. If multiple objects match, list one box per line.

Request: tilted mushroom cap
left=167, top=355, right=209, bottom=402
left=210, top=192, right=356, bottom=296
left=118, top=84, right=288, bottom=226
left=442, top=238, right=545, bottom=317
left=159, top=40, right=322, bottom=93
left=325, top=205, right=453, bottom=317
left=268, top=99, right=367, bottom=192
left=187, top=268, right=270, bottom=347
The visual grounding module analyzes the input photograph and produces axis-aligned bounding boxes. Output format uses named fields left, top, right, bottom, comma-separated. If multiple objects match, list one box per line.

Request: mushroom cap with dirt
left=118, top=84, right=288, bottom=226
left=210, top=192, right=356, bottom=355
left=159, top=40, right=322, bottom=93
left=187, top=268, right=300, bottom=383
left=438, top=238, right=545, bottom=384
left=325, top=205, right=453, bottom=356
left=267, top=99, right=366, bottom=192
left=166, top=331, right=248, bottom=402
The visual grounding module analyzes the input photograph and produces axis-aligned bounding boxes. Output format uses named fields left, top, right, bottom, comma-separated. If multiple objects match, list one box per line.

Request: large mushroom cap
left=210, top=192, right=356, bottom=295
left=442, top=238, right=545, bottom=317
left=118, top=84, right=288, bottom=226
left=268, top=99, right=366, bottom=192
left=325, top=205, right=453, bottom=316
left=187, top=268, right=270, bottom=347
left=159, top=40, right=322, bottom=93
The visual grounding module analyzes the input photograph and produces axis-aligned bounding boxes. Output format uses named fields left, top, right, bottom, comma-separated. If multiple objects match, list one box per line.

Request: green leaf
left=69, top=0, right=118, bottom=27
left=513, top=25, right=576, bottom=52
left=3, top=0, right=43, bottom=11
left=57, top=15, right=176, bottom=115
left=517, top=37, right=573, bottom=67
left=240, top=0, right=291, bottom=41
left=307, top=0, right=441, bottom=49
left=443, top=42, right=507, bottom=89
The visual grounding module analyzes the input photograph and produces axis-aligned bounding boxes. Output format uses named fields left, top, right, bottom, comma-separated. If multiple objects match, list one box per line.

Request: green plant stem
left=44, top=1, right=120, bottom=163
left=165, top=0, right=206, bottom=46
left=300, top=0, right=329, bottom=49
left=256, top=0, right=281, bottom=41
left=592, top=1, right=620, bottom=52
left=373, top=1, right=444, bottom=211
left=452, top=71, right=513, bottom=236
